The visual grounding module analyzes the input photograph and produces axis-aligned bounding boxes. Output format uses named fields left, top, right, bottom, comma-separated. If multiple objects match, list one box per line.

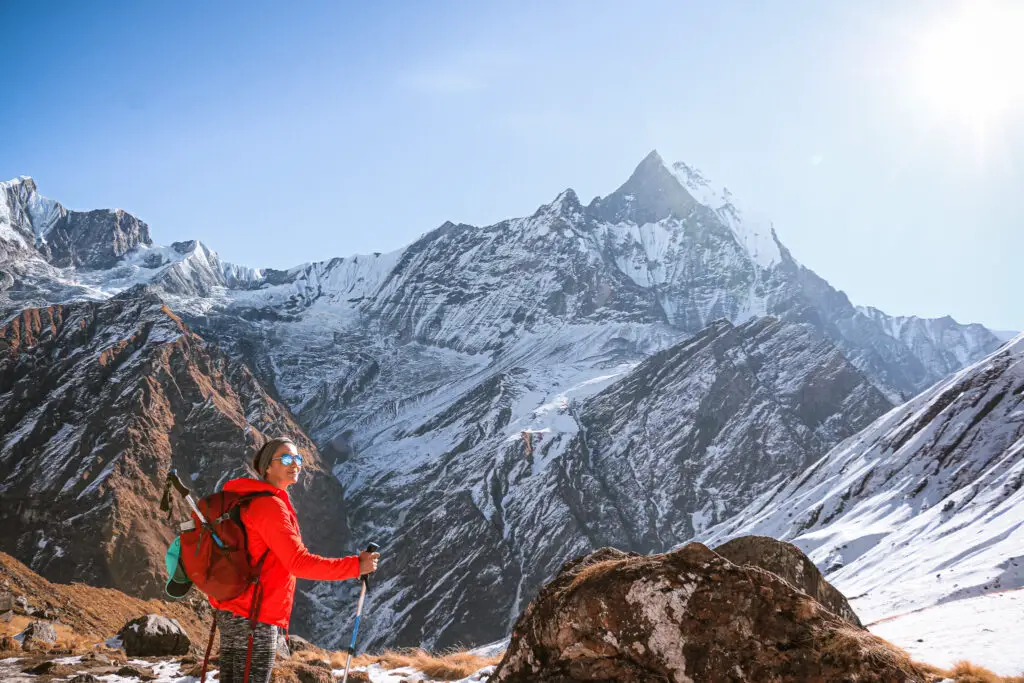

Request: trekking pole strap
left=240, top=582, right=265, bottom=683
left=242, top=631, right=255, bottom=683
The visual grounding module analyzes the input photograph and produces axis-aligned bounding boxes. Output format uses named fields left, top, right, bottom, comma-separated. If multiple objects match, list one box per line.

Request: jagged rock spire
left=588, top=150, right=697, bottom=224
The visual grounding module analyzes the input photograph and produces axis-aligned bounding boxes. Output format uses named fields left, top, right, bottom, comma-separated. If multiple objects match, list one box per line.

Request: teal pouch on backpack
left=164, top=536, right=194, bottom=599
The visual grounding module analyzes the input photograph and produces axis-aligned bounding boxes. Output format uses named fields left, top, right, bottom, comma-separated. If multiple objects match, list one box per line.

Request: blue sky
left=1, top=0, right=1021, bottom=330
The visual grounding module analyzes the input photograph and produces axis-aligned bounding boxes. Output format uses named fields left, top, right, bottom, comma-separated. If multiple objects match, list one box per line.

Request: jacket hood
left=222, top=477, right=296, bottom=517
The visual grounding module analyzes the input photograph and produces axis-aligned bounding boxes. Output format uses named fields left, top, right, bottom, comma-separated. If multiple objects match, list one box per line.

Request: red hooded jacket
left=208, top=478, right=360, bottom=629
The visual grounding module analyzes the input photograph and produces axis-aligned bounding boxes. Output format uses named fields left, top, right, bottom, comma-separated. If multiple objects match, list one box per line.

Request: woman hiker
left=210, top=436, right=379, bottom=683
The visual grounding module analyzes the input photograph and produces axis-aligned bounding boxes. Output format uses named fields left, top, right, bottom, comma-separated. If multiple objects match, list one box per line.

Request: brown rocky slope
left=0, top=287, right=352, bottom=636
left=0, top=550, right=207, bottom=646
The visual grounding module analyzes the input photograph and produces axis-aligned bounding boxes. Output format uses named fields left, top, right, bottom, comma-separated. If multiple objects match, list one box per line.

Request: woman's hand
left=359, top=550, right=380, bottom=575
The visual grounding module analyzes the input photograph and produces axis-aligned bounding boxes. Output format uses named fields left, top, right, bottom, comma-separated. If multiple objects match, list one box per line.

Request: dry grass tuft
left=934, top=660, right=1024, bottom=683
left=272, top=657, right=341, bottom=683
left=794, top=596, right=819, bottom=621
left=0, top=614, right=33, bottom=636
left=343, top=647, right=502, bottom=680
left=566, top=558, right=631, bottom=592
left=51, top=632, right=97, bottom=654
left=329, top=649, right=348, bottom=669
left=817, top=625, right=923, bottom=676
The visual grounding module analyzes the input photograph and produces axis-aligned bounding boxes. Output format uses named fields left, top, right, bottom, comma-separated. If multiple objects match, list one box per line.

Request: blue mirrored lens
left=281, top=454, right=303, bottom=467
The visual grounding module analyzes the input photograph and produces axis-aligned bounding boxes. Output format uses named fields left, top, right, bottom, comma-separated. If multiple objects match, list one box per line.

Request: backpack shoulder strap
left=236, top=491, right=277, bottom=506
left=213, top=491, right=277, bottom=525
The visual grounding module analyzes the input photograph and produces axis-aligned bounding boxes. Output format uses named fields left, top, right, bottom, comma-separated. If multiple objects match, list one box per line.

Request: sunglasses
left=272, top=453, right=304, bottom=467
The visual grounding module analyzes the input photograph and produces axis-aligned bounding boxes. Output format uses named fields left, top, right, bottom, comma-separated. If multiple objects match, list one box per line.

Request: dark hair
left=253, top=436, right=296, bottom=479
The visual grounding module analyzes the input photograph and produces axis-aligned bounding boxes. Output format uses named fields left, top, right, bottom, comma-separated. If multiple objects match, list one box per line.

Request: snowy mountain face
left=857, top=305, right=1005, bottom=385
left=570, top=317, right=893, bottom=544
left=0, top=152, right=1007, bottom=650
left=0, top=177, right=64, bottom=263
left=295, top=316, right=889, bottom=651
left=0, top=177, right=263, bottom=315
left=702, top=333, right=1024, bottom=624
left=200, top=152, right=1001, bottom=404
left=1, top=176, right=151, bottom=270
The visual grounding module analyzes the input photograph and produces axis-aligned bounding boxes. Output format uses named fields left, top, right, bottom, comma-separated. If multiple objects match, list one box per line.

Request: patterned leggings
left=215, top=609, right=278, bottom=683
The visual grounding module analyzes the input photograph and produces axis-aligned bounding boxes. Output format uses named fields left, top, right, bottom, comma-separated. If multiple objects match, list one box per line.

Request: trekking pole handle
left=166, top=469, right=210, bottom=525
left=167, top=468, right=193, bottom=498
left=361, top=542, right=380, bottom=589
left=166, top=469, right=226, bottom=549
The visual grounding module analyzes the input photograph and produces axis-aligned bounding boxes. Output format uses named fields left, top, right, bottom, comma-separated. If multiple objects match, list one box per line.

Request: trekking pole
left=341, top=542, right=380, bottom=683
left=165, top=469, right=227, bottom=549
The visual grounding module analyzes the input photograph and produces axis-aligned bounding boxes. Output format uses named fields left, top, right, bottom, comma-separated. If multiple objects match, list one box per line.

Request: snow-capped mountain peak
left=527, top=188, right=585, bottom=230
left=588, top=149, right=698, bottom=225
left=0, top=176, right=66, bottom=255
left=670, top=160, right=782, bottom=268
left=8, top=177, right=65, bottom=243
left=856, top=305, right=1005, bottom=374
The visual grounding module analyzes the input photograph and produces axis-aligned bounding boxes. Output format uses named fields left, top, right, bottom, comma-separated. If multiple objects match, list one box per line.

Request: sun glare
left=907, top=1, right=1024, bottom=142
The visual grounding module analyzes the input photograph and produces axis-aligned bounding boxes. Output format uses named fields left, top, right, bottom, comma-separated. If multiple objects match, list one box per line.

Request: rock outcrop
left=491, top=542, right=928, bottom=682
left=19, top=620, right=58, bottom=649
left=45, top=209, right=152, bottom=270
left=22, top=660, right=77, bottom=676
left=713, top=535, right=862, bottom=627
left=118, top=614, right=191, bottom=656
left=0, top=550, right=208, bottom=645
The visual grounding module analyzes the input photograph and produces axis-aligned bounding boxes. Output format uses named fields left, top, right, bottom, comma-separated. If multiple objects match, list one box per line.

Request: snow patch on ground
left=337, top=663, right=494, bottom=682
left=870, top=590, right=1024, bottom=677
left=0, top=657, right=207, bottom=683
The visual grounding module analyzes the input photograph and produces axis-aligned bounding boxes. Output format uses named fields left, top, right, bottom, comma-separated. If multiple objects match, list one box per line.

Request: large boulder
left=273, top=660, right=338, bottom=683
left=118, top=614, right=191, bottom=656
left=276, top=634, right=292, bottom=660
left=714, top=535, right=862, bottom=627
left=491, top=544, right=929, bottom=682
left=116, top=664, right=157, bottom=681
left=22, top=661, right=77, bottom=676
left=286, top=634, right=316, bottom=653
left=19, top=620, right=58, bottom=649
